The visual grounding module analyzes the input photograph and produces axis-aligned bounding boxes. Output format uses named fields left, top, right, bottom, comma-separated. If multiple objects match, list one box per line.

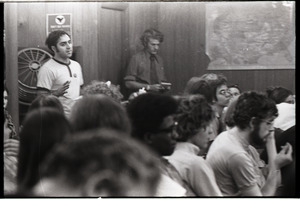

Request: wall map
left=206, top=2, right=295, bottom=70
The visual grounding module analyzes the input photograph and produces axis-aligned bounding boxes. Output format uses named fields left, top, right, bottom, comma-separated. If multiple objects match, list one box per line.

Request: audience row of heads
left=17, top=94, right=155, bottom=196
left=9, top=73, right=294, bottom=196
left=183, top=73, right=241, bottom=105
left=18, top=92, right=213, bottom=196
left=184, top=73, right=293, bottom=105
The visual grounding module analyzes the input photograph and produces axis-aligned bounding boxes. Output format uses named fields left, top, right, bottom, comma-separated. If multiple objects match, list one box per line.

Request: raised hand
left=52, top=81, right=70, bottom=97
left=274, top=142, right=293, bottom=169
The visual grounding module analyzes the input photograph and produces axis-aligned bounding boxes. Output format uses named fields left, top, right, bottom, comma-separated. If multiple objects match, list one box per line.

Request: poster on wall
left=46, top=13, right=72, bottom=37
left=205, top=1, right=295, bottom=70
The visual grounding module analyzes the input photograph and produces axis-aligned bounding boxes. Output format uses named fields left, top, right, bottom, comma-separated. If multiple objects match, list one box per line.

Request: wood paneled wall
left=15, top=2, right=126, bottom=87
left=12, top=2, right=296, bottom=95
left=157, top=2, right=295, bottom=94
left=6, top=2, right=296, bottom=114
left=158, top=2, right=208, bottom=95
left=125, top=2, right=295, bottom=95
left=212, top=70, right=295, bottom=94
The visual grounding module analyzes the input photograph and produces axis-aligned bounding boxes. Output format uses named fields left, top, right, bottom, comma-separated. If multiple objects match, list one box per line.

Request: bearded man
left=206, top=91, right=293, bottom=196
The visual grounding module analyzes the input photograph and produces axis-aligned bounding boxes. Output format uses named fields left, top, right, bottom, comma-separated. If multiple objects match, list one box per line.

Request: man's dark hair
left=45, top=30, right=71, bottom=52
left=228, top=84, right=242, bottom=93
left=266, top=86, right=293, bottom=104
left=39, top=128, right=161, bottom=196
left=17, top=108, right=72, bottom=191
left=28, top=94, right=64, bottom=114
left=127, top=93, right=178, bottom=140
left=233, top=91, right=278, bottom=130
left=140, top=28, right=164, bottom=47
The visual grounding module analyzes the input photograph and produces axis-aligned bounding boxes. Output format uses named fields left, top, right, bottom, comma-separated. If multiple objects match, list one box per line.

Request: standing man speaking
left=124, top=28, right=171, bottom=95
left=37, top=30, right=84, bottom=117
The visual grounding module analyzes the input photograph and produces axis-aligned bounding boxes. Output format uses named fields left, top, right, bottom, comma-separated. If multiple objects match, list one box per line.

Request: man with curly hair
left=206, top=91, right=293, bottom=196
left=82, top=80, right=123, bottom=103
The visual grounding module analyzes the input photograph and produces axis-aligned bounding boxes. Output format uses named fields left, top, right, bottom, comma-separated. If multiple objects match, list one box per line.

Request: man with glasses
left=198, top=73, right=231, bottom=137
left=127, top=93, right=196, bottom=196
left=206, top=91, right=293, bottom=196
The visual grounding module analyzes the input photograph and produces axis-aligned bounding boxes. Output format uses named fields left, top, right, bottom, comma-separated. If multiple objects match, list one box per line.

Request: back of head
left=183, top=77, right=201, bottom=94
left=199, top=73, right=227, bottom=84
left=266, top=86, right=293, bottom=104
left=17, top=108, right=71, bottom=190
left=45, top=30, right=70, bottom=52
left=127, top=93, right=178, bottom=140
left=175, top=94, right=214, bottom=141
left=29, top=94, right=64, bottom=114
left=140, top=28, right=164, bottom=47
left=70, top=94, right=131, bottom=134
left=233, top=91, right=278, bottom=130
left=184, top=78, right=214, bottom=103
left=82, top=80, right=123, bottom=103
left=37, top=128, right=161, bottom=196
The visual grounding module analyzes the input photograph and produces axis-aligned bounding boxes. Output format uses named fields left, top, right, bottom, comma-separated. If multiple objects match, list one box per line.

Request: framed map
left=206, top=2, right=295, bottom=70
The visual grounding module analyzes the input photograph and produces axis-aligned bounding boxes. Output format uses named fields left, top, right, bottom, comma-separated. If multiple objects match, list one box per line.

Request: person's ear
left=143, top=132, right=153, bottom=144
left=81, top=170, right=113, bottom=197
left=51, top=46, right=57, bottom=53
left=212, top=97, right=217, bottom=104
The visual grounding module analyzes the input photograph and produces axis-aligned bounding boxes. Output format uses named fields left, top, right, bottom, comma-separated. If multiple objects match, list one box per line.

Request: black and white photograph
left=3, top=1, right=296, bottom=197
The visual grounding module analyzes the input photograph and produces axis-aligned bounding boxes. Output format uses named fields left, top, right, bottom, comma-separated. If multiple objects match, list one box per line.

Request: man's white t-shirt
left=37, top=58, right=84, bottom=116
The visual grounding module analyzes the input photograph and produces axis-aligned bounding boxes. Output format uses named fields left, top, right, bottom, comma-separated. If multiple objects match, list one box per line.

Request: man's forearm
left=261, top=168, right=280, bottom=196
left=125, top=81, right=149, bottom=91
left=37, top=88, right=60, bottom=97
left=37, top=88, right=51, bottom=96
left=261, top=132, right=281, bottom=196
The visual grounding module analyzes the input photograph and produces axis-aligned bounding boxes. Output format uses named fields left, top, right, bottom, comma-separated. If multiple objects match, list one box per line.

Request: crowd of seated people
left=3, top=73, right=295, bottom=197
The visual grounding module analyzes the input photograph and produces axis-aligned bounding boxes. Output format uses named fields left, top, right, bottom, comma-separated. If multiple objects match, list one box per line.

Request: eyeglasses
left=260, top=119, right=274, bottom=126
left=159, top=122, right=178, bottom=134
left=219, top=89, right=231, bottom=96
